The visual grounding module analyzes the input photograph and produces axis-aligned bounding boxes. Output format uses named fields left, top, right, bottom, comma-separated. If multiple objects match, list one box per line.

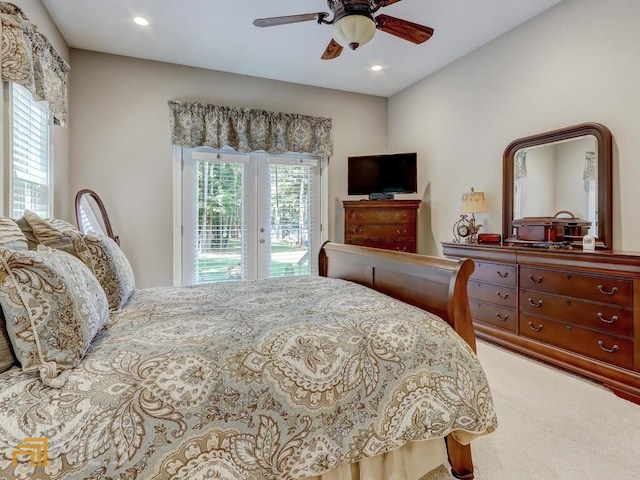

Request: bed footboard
left=319, top=242, right=476, bottom=351
left=319, top=242, right=477, bottom=479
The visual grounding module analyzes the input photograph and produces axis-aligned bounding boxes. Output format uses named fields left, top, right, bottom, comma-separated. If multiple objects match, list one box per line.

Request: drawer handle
left=396, top=246, right=407, bottom=252
left=496, top=292, right=509, bottom=300
left=597, top=340, right=619, bottom=353
left=597, top=312, right=618, bottom=324
left=354, top=226, right=364, bottom=234
left=597, top=285, right=618, bottom=296
left=354, top=213, right=363, bottom=219
left=528, top=298, right=544, bottom=308
left=396, top=229, right=408, bottom=235
left=528, top=322, right=543, bottom=332
left=396, top=213, right=408, bottom=220
left=496, top=313, right=509, bottom=321
left=528, top=275, right=543, bottom=284
left=497, top=271, right=509, bottom=278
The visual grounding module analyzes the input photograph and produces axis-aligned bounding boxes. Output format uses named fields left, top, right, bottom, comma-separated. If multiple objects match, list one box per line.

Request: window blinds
left=193, top=155, right=248, bottom=283
left=10, top=82, right=50, bottom=218
left=263, top=156, right=319, bottom=277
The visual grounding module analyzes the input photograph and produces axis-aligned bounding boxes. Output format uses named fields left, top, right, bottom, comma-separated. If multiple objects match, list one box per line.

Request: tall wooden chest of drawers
left=443, top=242, right=640, bottom=404
left=343, top=200, right=421, bottom=253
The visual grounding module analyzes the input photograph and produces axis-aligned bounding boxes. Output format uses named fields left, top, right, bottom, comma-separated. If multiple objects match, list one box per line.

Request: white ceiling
left=41, top=0, right=563, bottom=98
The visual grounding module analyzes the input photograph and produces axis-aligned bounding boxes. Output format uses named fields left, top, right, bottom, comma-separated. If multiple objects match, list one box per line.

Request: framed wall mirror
left=75, top=189, right=120, bottom=245
left=502, top=122, right=612, bottom=249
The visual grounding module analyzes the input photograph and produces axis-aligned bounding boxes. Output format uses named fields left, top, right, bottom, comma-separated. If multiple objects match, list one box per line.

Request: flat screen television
left=347, top=152, right=417, bottom=199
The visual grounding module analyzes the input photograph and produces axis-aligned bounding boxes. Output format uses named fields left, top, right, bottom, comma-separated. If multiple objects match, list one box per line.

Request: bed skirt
left=304, top=438, right=448, bottom=480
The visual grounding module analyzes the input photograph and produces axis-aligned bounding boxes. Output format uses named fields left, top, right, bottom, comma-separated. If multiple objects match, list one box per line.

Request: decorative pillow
left=0, top=246, right=109, bottom=387
left=0, top=217, right=28, bottom=251
left=20, top=210, right=135, bottom=310
left=0, top=309, right=17, bottom=373
left=14, top=215, right=39, bottom=250
left=83, top=234, right=135, bottom=310
left=19, top=210, right=92, bottom=262
left=0, top=217, right=27, bottom=372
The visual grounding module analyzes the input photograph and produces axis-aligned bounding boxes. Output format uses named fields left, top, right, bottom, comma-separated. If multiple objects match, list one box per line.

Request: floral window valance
left=168, top=101, right=333, bottom=156
left=1, top=2, right=70, bottom=126
left=583, top=151, right=596, bottom=182
left=515, top=150, right=527, bottom=179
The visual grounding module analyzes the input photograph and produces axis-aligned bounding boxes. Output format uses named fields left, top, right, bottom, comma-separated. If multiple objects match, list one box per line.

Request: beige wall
left=68, top=50, right=388, bottom=287
left=389, top=0, right=640, bottom=254
left=9, top=0, right=71, bottom=219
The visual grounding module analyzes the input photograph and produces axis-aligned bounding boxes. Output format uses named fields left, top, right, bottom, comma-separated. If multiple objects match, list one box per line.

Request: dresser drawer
left=345, top=223, right=415, bottom=240
left=468, top=281, right=516, bottom=308
left=345, top=239, right=415, bottom=252
left=471, top=261, right=517, bottom=287
left=520, top=289, right=633, bottom=337
left=520, top=267, right=632, bottom=307
left=469, top=300, right=516, bottom=332
left=345, top=208, right=417, bottom=225
left=520, top=314, right=634, bottom=370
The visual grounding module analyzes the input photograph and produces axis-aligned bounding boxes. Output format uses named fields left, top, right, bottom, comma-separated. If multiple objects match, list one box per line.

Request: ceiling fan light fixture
left=332, top=14, right=376, bottom=50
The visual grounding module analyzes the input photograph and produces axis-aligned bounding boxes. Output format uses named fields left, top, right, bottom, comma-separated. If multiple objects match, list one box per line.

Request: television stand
left=343, top=199, right=421, bottom=253
left=369, top=193, right=395, bottom=200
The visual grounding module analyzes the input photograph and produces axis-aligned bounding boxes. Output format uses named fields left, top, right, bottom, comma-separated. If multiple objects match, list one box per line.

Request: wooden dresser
left=343, top=200, right=421, bottom=253
left=443, top=242, right=640, bottom=404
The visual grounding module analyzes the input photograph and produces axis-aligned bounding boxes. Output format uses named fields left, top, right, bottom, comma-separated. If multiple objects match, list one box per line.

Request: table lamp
left=453, top=187, right=488, bottom=244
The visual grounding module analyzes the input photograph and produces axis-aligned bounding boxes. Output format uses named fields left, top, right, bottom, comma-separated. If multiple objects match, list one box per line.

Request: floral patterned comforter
left=0, top=276, right=497, bottom=479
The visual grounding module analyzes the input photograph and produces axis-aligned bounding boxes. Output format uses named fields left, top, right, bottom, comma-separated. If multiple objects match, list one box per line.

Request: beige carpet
left=421, top=340, right=640, bottom=479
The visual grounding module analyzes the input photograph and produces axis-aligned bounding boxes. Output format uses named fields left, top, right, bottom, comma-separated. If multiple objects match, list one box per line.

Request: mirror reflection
left=79, top=195, right=108, bottom=236
left=502, top=122, right=612, bottom=250
left=514, top=135, right=598, bottom=236
left=74, top=189, right=120, bottom=245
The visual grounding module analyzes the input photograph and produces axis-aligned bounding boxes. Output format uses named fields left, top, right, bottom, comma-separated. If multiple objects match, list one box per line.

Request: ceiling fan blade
left=253, top=12, right=328, bottom=28
left=375, top=14, right=434, bottom=44
left=375, top=0, right=403, bottom=7
left=321, top=39, right=343, bottom=60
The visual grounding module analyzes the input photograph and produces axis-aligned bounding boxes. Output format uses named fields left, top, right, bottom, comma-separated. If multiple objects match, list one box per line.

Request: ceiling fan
left=253, top=0, right=434, bottom=60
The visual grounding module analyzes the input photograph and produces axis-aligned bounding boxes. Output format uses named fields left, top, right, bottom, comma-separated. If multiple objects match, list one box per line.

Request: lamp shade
left=332, top=14, right=376, bottom=50
left=461, top=188, right=488, bottom=214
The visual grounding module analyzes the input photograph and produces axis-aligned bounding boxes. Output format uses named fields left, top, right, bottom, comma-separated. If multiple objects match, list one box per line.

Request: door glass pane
left=267, top=162, right=314, bottom=277
left=194, top=160, right=246, bottom=283
left=182, top=150, right=322, bottom=285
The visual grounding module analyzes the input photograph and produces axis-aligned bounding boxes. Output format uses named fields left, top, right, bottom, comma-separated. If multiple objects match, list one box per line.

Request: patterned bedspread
left=0, top=276, right=497, bottom=479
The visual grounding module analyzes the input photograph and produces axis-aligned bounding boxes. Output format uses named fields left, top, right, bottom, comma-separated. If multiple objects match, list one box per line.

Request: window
left=178, top=148, right=326, bottom=285
left=7, top=83, right=52, bottom=218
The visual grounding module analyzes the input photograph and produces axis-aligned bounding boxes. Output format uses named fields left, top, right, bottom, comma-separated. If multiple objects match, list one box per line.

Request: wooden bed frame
left=319, top=242, right=477, bottom=479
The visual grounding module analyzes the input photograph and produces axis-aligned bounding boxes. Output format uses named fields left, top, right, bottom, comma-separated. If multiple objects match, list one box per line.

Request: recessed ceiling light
left=133, top=16, right=149, bottom=26
left=371, top=65, right=383, bottom=72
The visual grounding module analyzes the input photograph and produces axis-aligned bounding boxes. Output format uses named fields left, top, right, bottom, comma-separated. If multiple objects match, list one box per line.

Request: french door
left=180, top=148, right=324, bottom=285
